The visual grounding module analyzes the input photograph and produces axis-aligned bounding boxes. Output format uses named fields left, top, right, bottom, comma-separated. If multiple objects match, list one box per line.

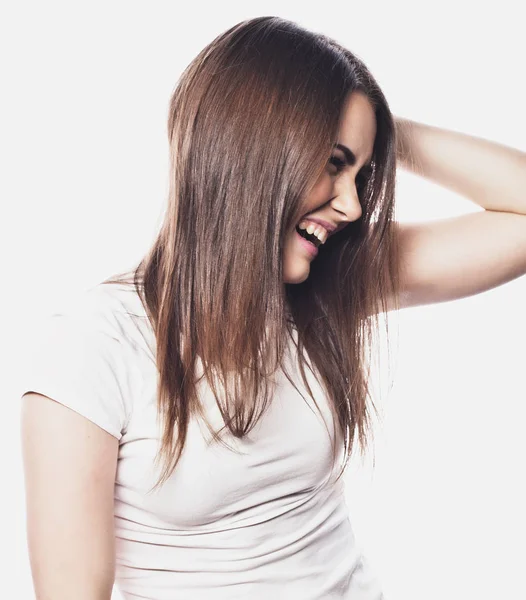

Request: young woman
left=20, top=16, right=526, bottom=600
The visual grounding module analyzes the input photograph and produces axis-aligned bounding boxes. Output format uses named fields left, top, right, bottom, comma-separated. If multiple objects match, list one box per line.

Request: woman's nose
left=330, top=187, right=363, bottom=223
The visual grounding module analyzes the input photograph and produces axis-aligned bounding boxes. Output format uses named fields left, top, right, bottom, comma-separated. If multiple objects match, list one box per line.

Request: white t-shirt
left=20, top=282, right=384, bottom=599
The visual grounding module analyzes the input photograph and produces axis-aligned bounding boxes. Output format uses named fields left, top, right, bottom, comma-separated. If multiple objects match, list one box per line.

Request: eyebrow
left=334, top=143, right=374, bottom=170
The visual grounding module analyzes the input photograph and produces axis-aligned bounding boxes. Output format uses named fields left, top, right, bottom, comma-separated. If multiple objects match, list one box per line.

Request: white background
left=2, top=2, right=525, bottom=599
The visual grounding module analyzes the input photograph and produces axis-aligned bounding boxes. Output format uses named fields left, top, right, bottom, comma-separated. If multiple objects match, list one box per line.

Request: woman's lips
left=298, top=217, right=337, bottom=235
left=295, top=228, right=318, bottom=257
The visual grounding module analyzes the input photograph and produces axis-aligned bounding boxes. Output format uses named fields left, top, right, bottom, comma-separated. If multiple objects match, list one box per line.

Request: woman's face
left=283, top=91, right=377, bottom=284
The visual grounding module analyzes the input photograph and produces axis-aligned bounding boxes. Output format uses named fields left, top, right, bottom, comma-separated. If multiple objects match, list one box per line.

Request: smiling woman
left=20, top=15, right=404, bottom=600
left=284, top=90, right=379, bottom=284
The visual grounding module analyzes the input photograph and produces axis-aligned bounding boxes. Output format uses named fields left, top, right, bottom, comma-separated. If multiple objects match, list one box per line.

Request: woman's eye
left=329, top=156, right=346, bottom=173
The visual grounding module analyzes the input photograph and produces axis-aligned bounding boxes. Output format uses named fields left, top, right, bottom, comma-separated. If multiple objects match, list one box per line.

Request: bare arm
left=21, top=391, right=119, bottom=600
left=395, top=117, right=526, bottom=215
left=383, top=118, right=526, bottom=311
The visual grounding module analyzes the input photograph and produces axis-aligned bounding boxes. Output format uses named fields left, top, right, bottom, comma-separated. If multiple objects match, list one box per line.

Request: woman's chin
left=283, top=258, right=311, bottom=284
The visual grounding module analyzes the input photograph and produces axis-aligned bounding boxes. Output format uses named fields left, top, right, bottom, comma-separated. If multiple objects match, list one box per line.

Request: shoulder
left=20, top=282, right=150, bottom=441
left=45, top=282, right=150, bottom=351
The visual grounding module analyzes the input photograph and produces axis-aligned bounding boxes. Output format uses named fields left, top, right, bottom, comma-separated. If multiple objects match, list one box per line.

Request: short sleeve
left=20, top=312, right=132, bottom=441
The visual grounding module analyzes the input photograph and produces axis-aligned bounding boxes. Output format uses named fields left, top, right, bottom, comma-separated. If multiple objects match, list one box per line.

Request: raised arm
left=388, top=118, right=526, bottom=310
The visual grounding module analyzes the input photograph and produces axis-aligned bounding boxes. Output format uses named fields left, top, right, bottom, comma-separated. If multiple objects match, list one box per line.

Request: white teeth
left=298, top=220, right=328, bottom=244
left=315, top=229, right=327, bottom=244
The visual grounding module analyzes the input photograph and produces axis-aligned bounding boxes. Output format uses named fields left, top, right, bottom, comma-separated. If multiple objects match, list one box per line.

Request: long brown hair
left=104, top=16, right=401, bottom=492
